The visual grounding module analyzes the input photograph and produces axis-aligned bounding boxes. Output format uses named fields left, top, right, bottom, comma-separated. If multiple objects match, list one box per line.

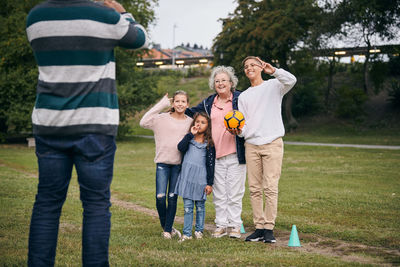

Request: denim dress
left=174, top=140, right=207, bottom=201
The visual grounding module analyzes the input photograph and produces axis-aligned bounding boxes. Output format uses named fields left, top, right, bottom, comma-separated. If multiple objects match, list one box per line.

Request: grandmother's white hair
left=208, top=66, right=238, bottom=92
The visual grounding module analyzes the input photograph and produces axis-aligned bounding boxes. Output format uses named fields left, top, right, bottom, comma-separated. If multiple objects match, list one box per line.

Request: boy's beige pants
left=245, top=138, right=283, bottom=230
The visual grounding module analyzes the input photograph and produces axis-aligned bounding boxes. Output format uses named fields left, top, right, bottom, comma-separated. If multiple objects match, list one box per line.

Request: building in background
left=137, top=43, right=213, bottom=68
left=137, top=43, right=399, bottom=68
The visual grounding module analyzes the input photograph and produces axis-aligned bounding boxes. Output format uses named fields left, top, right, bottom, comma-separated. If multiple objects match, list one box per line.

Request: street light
left=334, top=51, right=346, bottom=55
left=369, top=49, right=381, bottom=53
left=172, top=23, right=177, bottom=67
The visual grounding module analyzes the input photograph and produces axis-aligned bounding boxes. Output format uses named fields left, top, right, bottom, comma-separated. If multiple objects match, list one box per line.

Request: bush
left=117, top=68, right=163, bottom=137
left=0, top=1, right=40, bottom=139
left=387, top=79, right=400, bottom=110
left=151, top=70, right=184, bottom=95
left=186, top=66, right=211, bottom=78
left=387, top=55, right=400, bottom=76
left=370, top=61, right=389, bottom=93
left=290, top=56, right=325, bottom=117
left=292, top=81, right=323, bottom=117
left=335, top=86, right=367, bottom=119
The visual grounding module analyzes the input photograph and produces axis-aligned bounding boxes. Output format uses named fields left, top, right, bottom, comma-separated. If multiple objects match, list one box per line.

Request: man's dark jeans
left=28, top=134, right=116, bottom=267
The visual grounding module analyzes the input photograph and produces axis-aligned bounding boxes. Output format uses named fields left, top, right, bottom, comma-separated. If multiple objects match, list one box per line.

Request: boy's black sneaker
left=245, top=229, right=265, bottom=242
left=263, top=229, right=276, bottom=243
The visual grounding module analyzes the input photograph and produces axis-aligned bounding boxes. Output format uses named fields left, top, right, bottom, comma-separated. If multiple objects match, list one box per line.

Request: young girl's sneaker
left=179, top=235, right=192, bottom=242
left=162, top=232, right=172, bottom=239
left=194, top=231, right=203, bottom=239
left=171, top=227, right=182, bottom=238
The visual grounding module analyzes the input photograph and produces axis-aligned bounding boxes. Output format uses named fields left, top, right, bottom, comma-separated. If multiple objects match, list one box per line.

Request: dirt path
left=2, top=161, right=399, bottom=266
left=134, top=136, right=400, bottom=150
left=111, top=197, right=399, bottom=266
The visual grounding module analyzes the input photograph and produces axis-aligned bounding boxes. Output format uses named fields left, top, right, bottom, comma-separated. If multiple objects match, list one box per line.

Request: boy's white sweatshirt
left=238, top=68, right=297, bottom=145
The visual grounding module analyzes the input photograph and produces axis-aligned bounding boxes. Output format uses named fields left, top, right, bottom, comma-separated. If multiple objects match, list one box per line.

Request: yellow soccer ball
left=224, top=110, right=245, bottom=130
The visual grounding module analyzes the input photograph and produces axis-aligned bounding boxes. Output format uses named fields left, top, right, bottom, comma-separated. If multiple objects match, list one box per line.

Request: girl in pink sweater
left=140, top=91, right=193, bottom=239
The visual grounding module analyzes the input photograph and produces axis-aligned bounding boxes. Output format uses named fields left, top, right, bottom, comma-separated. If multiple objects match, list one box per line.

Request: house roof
left=142, top=46, right=212, bottom=60
left=142, top=49, right=170, bottom=59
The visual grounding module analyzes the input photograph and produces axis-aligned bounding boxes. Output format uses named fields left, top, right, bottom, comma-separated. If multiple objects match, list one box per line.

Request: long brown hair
left=190, top=112, right=214, bottom=148
left=168, top=90, right=189, bottom=113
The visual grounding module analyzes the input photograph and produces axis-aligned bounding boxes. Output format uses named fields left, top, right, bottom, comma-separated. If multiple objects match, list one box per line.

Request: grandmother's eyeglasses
left=215, top=79, right=229, bottom=84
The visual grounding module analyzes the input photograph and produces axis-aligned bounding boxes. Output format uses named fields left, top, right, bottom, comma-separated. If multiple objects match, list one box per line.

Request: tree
left=335, top=0, right=400, bottom=93
left=0, top=0, right=41, bottom=140
left=308, top=0, right=345, bottom=109
left=213, top=0, right=323, bottom=130
left=213, top=0, right=259, bottom=73
left=0, top=0, right=158, bottom=140
left=115, top=0, right=159, bottom=133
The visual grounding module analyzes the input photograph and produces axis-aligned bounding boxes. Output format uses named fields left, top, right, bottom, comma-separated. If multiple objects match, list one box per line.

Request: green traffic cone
left=288, top=225, right=301, bottom=247
left=240, top=223, right=246, bottom=234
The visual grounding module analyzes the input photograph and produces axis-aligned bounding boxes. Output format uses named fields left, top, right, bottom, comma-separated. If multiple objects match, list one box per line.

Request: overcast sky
left=148, top=0, right=237, bottom=49
left=147, top=0, right=399, bottom=50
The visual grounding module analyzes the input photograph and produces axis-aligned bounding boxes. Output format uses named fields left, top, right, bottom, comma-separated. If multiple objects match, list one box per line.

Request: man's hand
left=256, top=57, right=276, bottom=75
left=104, top=0, right=126, bottom=13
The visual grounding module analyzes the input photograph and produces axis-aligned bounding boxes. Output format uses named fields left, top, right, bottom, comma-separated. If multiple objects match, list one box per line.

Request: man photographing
left=26, top=0, right=148, bottom=266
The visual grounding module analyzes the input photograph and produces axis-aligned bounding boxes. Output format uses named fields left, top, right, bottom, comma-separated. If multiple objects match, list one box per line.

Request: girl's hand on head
left=256, top=57, right=276, bottom=75
left=205, top=185, right=212, bottom=195
left=165, top=93, right=173, bottom=105
left=190, top=126, right=199, bottom=135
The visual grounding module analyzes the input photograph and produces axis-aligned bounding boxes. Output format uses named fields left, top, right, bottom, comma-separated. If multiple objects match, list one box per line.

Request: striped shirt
left=26, top=0, right=149, bottom=136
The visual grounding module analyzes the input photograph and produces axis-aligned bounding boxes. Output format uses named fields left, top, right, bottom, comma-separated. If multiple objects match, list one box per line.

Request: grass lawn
left=284, top=116, right=400, bottom=146
left=1, top=136, right=399, bottom=266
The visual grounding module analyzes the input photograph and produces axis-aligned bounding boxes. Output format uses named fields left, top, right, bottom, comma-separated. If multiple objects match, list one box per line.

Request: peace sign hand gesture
left=256, top=57, right=276, bottom=75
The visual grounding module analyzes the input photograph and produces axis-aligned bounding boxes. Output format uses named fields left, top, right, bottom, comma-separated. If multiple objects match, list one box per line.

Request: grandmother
left=186, top=66, right=246, bottom=238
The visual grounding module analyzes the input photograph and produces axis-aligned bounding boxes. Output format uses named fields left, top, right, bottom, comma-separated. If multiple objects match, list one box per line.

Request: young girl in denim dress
left=175, top=112, right=216, bottom=241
